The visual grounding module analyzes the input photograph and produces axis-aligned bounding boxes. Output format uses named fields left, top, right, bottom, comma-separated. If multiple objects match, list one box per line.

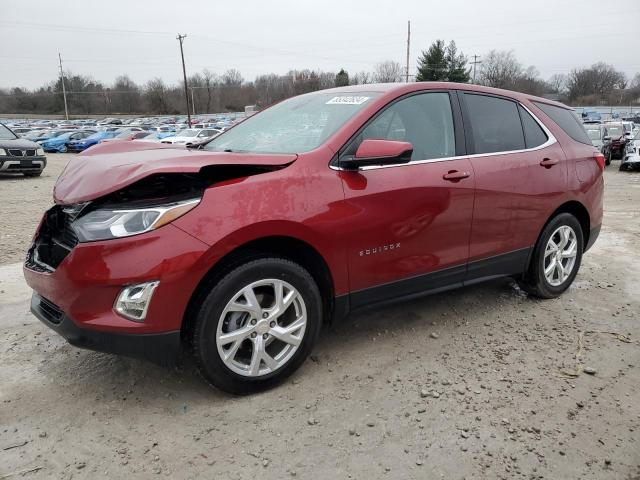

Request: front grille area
left=7, top=148, right=37, bottom=157
left=25, top=204, right=87, bottom=271
left=36, top=295, right=64, bottom=325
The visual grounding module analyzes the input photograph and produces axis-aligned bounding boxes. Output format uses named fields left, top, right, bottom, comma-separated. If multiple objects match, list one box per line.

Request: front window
left=0, top=124, right=17, bottom=140
left=205, top=91, right=381, bottom=154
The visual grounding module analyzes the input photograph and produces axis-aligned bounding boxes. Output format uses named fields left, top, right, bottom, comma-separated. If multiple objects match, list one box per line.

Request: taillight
left=593, top=152, right=605, bottom=171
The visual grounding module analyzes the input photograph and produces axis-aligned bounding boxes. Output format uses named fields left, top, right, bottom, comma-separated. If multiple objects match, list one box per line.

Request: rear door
left=459, top=92, right=567, bottom=281
left=336, top=91, right=475, bottom=307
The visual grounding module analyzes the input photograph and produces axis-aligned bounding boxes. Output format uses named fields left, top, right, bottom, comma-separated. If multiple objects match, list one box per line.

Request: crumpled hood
left=53, top=142, right=297, bottom=204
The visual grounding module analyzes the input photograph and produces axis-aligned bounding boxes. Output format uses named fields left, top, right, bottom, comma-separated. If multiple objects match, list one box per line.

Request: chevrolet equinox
left=24, top=83, right=604, bottom=393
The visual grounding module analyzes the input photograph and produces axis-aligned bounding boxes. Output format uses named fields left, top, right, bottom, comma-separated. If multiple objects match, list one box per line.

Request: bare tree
left=222, top=69, right=243, bottom=87
left=202, top=69, right=219, bottom=113
left=548, top=74, right=567, bottom=94
left=566, top=62, right=626, bottom=102
left=350, top=71, right=372, bottom=85
left=144, top=77, right=171, bottom=114
left=478, top=50, right=523, bottom=89
left=373, top=60, right=403, bottom=83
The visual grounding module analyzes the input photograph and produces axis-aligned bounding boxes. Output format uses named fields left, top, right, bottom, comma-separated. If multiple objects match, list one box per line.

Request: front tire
left=190, top=258, right=322, bottom=394
left=521, top=213, right=583, bottom=299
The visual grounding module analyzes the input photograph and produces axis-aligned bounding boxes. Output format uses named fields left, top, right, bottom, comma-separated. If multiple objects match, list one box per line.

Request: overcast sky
left=2, top=0, right=639, bottom=89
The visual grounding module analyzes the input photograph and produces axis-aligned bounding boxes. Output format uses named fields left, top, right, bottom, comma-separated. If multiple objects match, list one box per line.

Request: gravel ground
left=0, top=154, right=639, bottom=479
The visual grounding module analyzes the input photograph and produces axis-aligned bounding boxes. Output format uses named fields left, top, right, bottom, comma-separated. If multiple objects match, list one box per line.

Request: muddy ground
left=0, top=154, right=639, bottom=479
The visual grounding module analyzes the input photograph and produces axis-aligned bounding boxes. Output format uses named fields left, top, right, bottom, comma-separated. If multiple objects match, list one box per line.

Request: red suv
left=24, top=83, right=604, bottom=393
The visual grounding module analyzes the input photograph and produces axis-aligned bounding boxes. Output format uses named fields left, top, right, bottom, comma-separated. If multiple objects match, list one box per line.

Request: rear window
left=464, top=93, right=525, bottom=154
left=533, top=102, right=591, bottom=145
left=518, top=105, right=548, bottom=149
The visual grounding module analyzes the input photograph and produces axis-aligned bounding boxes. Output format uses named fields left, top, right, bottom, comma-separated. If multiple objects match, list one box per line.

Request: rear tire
left=190, top=257, right=322, bottom=394
left=520, top=213, right=583, bottom=299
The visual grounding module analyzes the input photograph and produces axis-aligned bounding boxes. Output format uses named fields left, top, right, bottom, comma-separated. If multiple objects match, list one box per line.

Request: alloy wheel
left=543, top=225, right=578, bottom=286
left=215, top=279, right=307, bottom=377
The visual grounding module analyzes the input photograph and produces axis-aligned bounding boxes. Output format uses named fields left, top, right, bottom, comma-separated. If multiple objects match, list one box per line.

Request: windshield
left=85, top=132, right=103, bottom=141
left=605, top=126, right=623, bottom=137
left=24, top=130, right=46, bottom=139
left=0, top=124, right=18, bottom=140
left=585, top=128, right=601, bottom=141
left=205, top=91, right=380, bottom=154
left=178, top=129, right=199, bottom=137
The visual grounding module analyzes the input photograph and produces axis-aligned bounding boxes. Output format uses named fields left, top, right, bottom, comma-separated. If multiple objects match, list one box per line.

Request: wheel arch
left=181, top=235, right=337, bottom=343
left=526, top=200, right=591, bottom=271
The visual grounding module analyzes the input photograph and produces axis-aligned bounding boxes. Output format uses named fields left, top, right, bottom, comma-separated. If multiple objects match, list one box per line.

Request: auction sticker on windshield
left=326, top=96, right=370, bottom=105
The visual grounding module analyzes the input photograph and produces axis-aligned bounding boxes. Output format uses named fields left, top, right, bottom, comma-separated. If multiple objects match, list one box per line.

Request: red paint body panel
left=23, top=224, right=210, bottom=333
left=468, top=141, right=568, bottom=261
left=24, top=82, right=604, bottom=340
left=338, top=159, right=474, bottom=291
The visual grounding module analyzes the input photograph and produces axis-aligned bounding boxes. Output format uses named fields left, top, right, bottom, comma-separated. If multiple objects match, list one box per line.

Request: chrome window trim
left=330, top=101, right=556, bottom=172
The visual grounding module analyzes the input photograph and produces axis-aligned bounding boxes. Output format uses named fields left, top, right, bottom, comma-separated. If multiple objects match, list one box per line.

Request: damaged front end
left=28, top=158, right=293, bottom=273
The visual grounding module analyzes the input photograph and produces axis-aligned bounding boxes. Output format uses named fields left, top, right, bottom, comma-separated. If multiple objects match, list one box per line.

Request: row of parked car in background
left=580, top=116, right=640, bottom=172
left=4, top=114, right=244, bottom=153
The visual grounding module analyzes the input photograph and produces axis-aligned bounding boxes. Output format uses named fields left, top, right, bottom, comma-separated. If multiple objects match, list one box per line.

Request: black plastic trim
left=465, top=247, right=531, bottom=283
left=31, top=294, right=181, bottom=365
left=331, top=247, right=532, bottom=322
left=584, top=225, right=601, bottom=252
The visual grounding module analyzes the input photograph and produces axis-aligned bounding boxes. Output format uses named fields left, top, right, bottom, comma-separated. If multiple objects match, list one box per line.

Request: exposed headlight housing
left=72, top=198, right=200, bottom=242
left=36, top=148, right=45, bottom=156
left=0, top=148, right=6, bottom=156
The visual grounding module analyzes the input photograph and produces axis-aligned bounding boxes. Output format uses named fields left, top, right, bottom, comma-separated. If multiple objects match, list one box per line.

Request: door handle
left=539, top=158, right=558, bottom=168
left=443, top=170, right=471, bottom=181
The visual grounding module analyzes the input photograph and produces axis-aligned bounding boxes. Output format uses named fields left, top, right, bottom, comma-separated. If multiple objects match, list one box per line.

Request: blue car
left=41, top=130, right=96, bottom=153
left=32, top=129, right=75, bottom=143
left=67, top=131, right=117, bottom=152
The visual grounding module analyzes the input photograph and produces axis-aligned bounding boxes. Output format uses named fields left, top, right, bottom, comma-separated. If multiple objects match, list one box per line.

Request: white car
left=160, top=128, right=221, bottom=145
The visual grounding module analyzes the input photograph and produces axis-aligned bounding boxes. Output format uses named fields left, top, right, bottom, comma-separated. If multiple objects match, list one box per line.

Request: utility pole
left=471, top=55, right=482, bottom=84
left=190, top=87, right=196, bottom=116
left=58, top=53, right=69, bottom=120
left=176, top=34, right=192, bottom=127
left=405, top=20, right=411, bottom=83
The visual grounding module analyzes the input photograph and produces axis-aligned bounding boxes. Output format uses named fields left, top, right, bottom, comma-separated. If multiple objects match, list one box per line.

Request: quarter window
left=464, top=93, right=525, bottom=154
left=351, top=92, right=456, bottom=161
left=519, top=105, right=548, bottom=149
left=533, top=102, right=591, bottom=145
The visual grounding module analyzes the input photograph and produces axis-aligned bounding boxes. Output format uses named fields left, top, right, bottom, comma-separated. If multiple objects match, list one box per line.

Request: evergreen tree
left=416, top=39, right=470, bottom=83
left=335, top=68, right=350, bottom=87
left=445, top=41, right=471, bottom=83
left=416, top=40, right=447, bottom=81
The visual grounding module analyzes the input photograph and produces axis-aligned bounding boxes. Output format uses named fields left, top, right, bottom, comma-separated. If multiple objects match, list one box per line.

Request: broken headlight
left=73, top=198, right=200, bottom=242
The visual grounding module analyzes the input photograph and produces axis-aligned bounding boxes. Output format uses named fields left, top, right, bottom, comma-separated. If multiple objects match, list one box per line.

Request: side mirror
left=603, top=135, right=612, bottom=143
left=339, top=139, right=413, bottom=170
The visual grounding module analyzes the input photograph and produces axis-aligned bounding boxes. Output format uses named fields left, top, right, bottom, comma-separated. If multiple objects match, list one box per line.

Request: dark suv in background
left=0, top=123, right=47, bottom=176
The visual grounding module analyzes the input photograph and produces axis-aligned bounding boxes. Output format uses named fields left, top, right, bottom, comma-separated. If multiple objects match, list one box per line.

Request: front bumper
left=24, top=223, right=211, bottom=346
left=0, top=156, right=46, bottom=173
left=31, top=293, right=181, bottom=365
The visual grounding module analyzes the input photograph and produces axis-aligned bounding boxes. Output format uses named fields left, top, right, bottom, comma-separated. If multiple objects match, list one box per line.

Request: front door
left=336, top=91, right=475, bottom=308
